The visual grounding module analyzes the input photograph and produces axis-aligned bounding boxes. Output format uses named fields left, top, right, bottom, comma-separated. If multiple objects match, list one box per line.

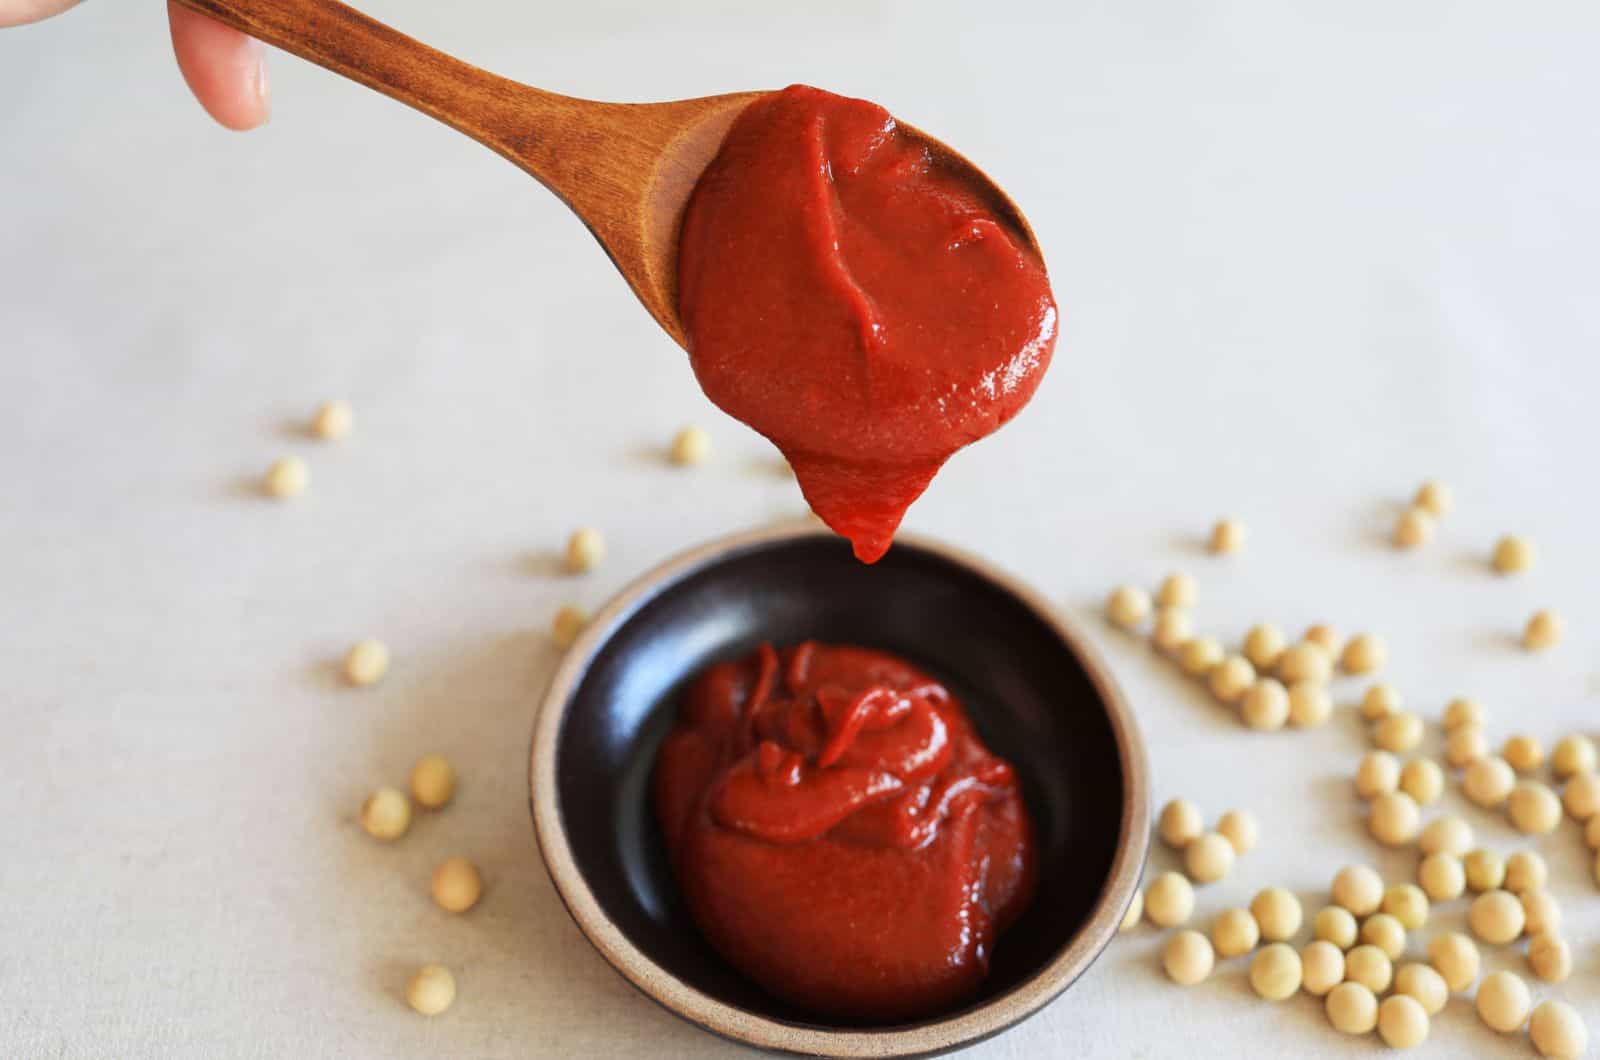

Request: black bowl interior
left=552, top=533, right=1127, bottom=1030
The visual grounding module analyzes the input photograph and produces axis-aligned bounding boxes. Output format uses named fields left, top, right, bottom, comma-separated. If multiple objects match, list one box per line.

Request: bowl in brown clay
left=530, top=522, right=1148, bottom=1057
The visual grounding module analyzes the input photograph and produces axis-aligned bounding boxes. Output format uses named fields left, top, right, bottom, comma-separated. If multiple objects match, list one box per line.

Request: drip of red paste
left=652, top=642, right=1037, bottom=1022
left=677, top=84, right=1058, bottom=562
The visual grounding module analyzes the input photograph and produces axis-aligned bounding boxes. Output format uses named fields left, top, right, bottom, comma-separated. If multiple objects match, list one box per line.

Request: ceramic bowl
left=530, top=523, right=1147, bottom=1057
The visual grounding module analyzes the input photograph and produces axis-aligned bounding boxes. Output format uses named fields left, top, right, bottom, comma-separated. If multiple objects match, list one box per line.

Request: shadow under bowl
left=530, top=523, right=1148, bottom=1057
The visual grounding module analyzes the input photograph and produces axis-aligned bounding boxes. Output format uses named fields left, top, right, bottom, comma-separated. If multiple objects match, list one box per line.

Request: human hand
left=1, top=0, right=270, bottom=131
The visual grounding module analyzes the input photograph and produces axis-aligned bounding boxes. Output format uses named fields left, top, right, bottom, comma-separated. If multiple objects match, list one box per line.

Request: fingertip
left=168, top=1, right=271, bottom=131
left=0, top=0, right=83, bottom=29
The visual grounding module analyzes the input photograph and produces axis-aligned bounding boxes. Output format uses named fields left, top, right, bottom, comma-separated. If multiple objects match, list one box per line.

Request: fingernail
left=253, top=53, right=271, bottom=124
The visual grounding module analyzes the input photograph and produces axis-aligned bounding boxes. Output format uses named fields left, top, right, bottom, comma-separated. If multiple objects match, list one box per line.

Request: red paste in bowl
left=653, top=642, right=1037, bottom=1022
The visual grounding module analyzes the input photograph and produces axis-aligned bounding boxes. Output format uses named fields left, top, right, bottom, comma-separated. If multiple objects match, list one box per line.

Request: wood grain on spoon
left=171, top=0, right=761, bottom=347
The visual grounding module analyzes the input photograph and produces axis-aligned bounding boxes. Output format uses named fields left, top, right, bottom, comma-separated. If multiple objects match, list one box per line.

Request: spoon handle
left=171, top=0, right=582, bottom=166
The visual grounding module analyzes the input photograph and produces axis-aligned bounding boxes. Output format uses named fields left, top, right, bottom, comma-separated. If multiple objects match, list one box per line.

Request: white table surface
left=3, top=2, right=1598, bottom=1057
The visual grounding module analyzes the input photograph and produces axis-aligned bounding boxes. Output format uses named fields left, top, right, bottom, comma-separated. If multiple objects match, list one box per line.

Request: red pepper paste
left=677, top=84, right=1058, bottom=563
left=653, top=642, right=1037, bottom=1022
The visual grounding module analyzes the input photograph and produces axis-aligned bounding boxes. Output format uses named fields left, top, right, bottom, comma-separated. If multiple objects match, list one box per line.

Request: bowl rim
left=529, top=522, right=1149, bottom=1057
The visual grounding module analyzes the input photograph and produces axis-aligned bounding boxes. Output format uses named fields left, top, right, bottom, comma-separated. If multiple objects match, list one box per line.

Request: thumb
left=168, top=1, right=271, bottom=131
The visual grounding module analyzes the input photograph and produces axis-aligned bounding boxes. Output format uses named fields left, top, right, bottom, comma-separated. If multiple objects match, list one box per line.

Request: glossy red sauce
left=677, top=85, right=1058, bottom=563
left=653, top=642, right=1037, bottom=1022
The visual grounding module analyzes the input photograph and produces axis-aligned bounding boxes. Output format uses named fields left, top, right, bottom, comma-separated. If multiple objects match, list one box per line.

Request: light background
left=2, top=1, right=1597, bottom=1057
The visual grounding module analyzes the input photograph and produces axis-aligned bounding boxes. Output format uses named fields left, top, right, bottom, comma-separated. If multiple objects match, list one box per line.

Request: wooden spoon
left=172, top=0, right=1041, bottom=349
